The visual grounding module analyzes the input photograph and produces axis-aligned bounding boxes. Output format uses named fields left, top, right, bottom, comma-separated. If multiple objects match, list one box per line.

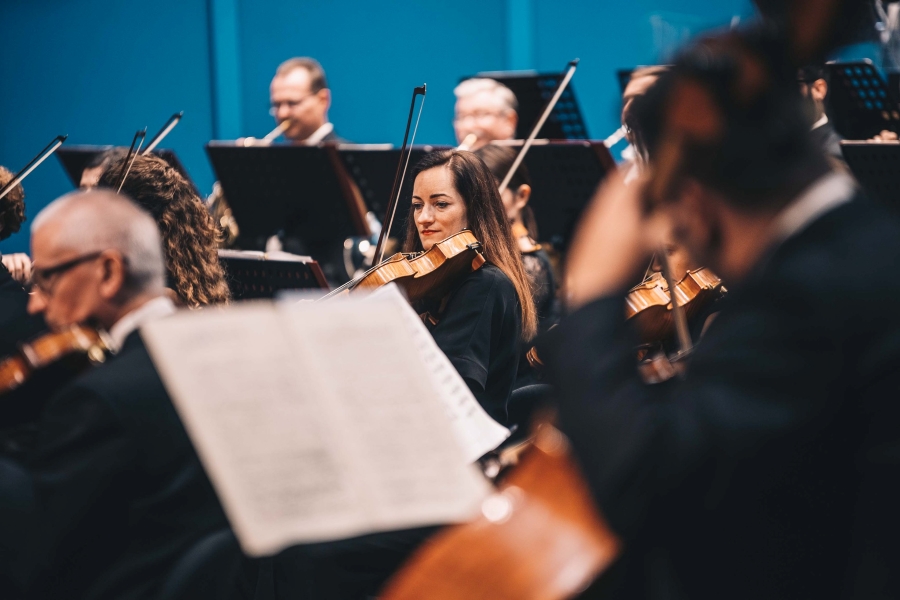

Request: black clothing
left=418, top=263, right=522, bottom=425
left=516, top=248, right=559, bottom=388
left=540, top=197, right=900, bottom=599
left=0, top=331, right=235, bottom=600
left=320, top=130, right=344, bottom=144
left=0, top=261, right=45, bottom=357
left=811, top=121, right=845, bottom=164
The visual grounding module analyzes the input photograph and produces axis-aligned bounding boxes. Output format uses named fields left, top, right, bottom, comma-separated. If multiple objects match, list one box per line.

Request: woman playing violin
left=405, top=150, right=537, bottom=425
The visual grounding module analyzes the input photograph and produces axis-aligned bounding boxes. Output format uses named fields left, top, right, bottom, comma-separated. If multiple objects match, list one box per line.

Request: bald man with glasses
left=0, top=190, right=247, bottom=600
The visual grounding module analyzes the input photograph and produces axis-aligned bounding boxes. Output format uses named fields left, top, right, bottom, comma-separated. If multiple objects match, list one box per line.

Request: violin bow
left=0, top=135, right=67, bottom=202
left=143, top=112, right=183, bottom=154
left=497, top=58, right=579, bottom=194
left=657, top=247, right=693, bottom=363
left=117, top=128, right=147, bottom=193
left=372, top=84, right=427, bottom=266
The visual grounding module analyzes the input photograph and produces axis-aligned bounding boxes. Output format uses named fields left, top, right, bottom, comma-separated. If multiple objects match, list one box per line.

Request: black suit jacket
left=3, top=331, right=234, bottom=600
left=0, top=261, right=45, bottom=357
left=811, top=121, right=845, bottom=164
left=540, top=196, right=900, bottom=599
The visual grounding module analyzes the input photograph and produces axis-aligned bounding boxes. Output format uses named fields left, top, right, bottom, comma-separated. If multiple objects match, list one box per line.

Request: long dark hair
left=473, top=144, right=539, bottom=240
left=403, top=150, right=537, bottom=339
left=97, top=154, right=230, bottom=307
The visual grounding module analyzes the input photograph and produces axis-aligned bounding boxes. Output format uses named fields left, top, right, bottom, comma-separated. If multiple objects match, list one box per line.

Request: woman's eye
left=436, top=202, right=449, bottom=209
left=412, top=203, right=423, bottom=211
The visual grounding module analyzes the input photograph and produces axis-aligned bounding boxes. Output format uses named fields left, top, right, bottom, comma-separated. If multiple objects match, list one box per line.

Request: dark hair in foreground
left=0, top=165, right=27, bottom=241
left=97, top=154, right=230, bottom=307
left=639, top=27, right=830, bottom=211
left=404, top=150, right=538, bottom=340
left=473, top=144, right=539, bottom=240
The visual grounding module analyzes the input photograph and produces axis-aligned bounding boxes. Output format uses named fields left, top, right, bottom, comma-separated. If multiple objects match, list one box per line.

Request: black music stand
left=840, top=141, right=900, bottom=208
left=827, top=61, right=900, bottom=139
left=467, top=70, right=589, bottom=140
left=338, top=145, right=451, bottom=241
left=219, top=250, right=329, bottom=300
left=496, top=140, right=615, bottom=250
left=56, top=145, right=199, bottom=194
left=205, top=143, right=369, bottom=258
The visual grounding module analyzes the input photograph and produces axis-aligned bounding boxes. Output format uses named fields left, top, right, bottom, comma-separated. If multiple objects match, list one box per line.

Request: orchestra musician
left=0, top=166, right=45, bottom=356
left=0, top=190, right=247, bottom=600
left=96, top=154, right=231, bottom=307
left=453, top=78, right=518, bottom=150
left=473, top=144, right=559, bottom=385
left=269, top=149, right=539, bottom=600
left=798, top=64, right=845, bottom=164
left=270, top=57, right=343, bottom=144
left=538, top=29, right=900, bottom=598
left=406, top=149, right=537, bottom=425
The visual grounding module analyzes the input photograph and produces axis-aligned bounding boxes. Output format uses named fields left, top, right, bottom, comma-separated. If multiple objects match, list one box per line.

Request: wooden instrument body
left=0, top=325, right=110, bottom=395
left=340, top=230, right=485, bottom=302
left=381, top=424, right=621, bottom=600
left=625, top=267, right=723, bottom=343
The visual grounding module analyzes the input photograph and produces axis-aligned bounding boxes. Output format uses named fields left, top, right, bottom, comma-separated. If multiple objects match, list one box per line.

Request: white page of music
left=364, top=284, right=510, bottom=461
left=141, top=293, right=489, bottom=556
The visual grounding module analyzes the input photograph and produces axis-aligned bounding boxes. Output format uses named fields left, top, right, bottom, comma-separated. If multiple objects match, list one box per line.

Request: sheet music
left=141, top=296, right=489, bottom=556
left=366, top=285, right=510, bottom=462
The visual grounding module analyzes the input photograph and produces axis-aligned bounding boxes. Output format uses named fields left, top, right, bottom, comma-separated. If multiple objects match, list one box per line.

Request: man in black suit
left=799, top=64, right=845, bottom=165
left=270, top=57, right=344, bottom=144
left=0, top=190, right=248, bottom=599
left=541, top=31, right=900, bottom=599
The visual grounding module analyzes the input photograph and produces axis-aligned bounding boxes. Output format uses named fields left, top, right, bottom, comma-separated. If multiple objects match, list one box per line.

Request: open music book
left=141, top=285, right=501, bottom=556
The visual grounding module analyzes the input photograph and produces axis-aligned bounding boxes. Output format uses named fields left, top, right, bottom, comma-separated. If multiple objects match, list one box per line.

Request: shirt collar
left=811, top=114, right=829, bottom=131
left=107, top=296, right=176, bottom=352
left=769, top=171, right=856, bottom=247
left=303, top=122, right=334, bottom=145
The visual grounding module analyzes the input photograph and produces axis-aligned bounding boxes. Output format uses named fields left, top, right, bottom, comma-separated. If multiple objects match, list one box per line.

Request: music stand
left=205, top=143, right=369, bottom=255
left=338, top=145, right=451, bottom=241
left=219, top=250, right=328, bottom=300
left=827, top=61, right=900, bottom=139
left=56, top=145, right=200, bottom=194
left=840, top=141, right=900, bottom=209
left=467, top=70, right=589, bottom=140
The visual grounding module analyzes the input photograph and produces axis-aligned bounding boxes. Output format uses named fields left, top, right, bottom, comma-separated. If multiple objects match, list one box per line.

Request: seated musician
left=474, top=145, right=559, bottom=386
left=0, top=166, right=45, bottom=356
left=0, top=190, right=246, bottom=599
left=406, top=150, right=537, bottom=425
left=798, top=64, right=845, bottom=164
left=96, top=154, right=231, bottom=307
left=270, top=57, right=343, bottom=144
left=539, top=30, right=900, bottom=598
left=453, top=78, right=518, bottom=150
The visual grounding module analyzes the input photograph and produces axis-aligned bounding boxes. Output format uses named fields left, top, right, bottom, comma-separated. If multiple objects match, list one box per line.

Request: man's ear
left=319, top=88, right=331, bottom=111
left=97, top=250, right=128, bottom=301
left=514, top=184, right=531, bottom=211
left=812, top=78, right=828, bottom=103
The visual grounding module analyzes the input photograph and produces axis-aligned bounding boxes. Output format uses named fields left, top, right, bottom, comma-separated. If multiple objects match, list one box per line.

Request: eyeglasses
left=453, top=110, right=507, bottom=124
left=31, top=251, right=104, bottom=296
left=269, top=94, right=316, bottom=116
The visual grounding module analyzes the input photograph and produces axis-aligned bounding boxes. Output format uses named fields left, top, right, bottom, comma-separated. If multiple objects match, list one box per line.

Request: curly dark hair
left=97, top=154, right=230, bottom=306
left=0, top=165, right=27, bottom=241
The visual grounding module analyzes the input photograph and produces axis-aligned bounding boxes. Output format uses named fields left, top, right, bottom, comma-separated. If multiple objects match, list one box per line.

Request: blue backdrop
left=2, top=0, right=771, bottom=253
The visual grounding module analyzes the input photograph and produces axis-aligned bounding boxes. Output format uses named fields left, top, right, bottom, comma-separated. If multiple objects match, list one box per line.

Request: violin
left=0, top=325, right=111, bottom=395
left=325, top=229, right=485, bottom=302
left=625, top=267, right=724, bottom=344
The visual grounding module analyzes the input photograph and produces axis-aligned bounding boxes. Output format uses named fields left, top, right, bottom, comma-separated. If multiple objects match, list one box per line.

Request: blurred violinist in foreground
left=538, top=26, right=900, bottom=599
left=0, top=190, right=246, bottom=600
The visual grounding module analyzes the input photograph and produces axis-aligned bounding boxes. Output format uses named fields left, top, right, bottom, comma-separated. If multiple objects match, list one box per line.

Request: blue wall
left=2, top=0, right=776, bottom=254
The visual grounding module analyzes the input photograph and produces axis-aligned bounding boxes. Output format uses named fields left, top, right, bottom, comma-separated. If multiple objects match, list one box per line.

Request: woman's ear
left=514, top=184, right=532, bottom=211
